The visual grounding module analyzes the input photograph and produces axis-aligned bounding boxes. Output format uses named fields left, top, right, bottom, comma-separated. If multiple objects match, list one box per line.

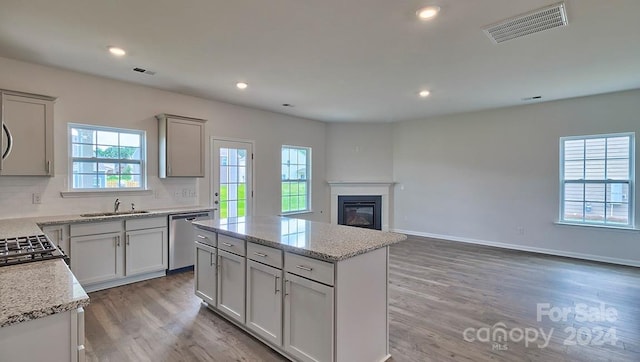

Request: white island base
left=196, top=235, right=391, bottom=362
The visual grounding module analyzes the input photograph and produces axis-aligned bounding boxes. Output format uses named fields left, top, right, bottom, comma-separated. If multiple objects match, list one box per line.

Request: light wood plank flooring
left=85, top=236, right=640, bottom=361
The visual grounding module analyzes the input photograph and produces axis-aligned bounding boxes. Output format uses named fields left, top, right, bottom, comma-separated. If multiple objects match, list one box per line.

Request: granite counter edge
left=0, top=297, right=90, bottom=328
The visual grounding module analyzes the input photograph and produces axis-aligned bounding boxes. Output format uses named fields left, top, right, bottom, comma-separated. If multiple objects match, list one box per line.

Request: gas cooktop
left=0, top=234, right=66, bottom=267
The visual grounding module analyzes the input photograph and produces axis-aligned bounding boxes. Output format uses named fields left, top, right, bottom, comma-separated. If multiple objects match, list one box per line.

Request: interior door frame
left=211, top=136, right=255, bottom=219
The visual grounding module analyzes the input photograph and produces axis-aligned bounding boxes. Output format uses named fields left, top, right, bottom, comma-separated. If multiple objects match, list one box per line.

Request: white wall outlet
left=32, top=193, right=42, bottom=204
left=517, top=227, right=525, bottom=235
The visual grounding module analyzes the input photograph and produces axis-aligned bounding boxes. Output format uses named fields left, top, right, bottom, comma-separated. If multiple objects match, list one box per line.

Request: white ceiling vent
left=483, top=2, right=568, bottom=44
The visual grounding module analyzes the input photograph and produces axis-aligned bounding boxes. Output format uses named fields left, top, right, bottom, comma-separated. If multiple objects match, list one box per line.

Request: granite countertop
left=0, top=259, right=89, bottom=328
left=0, top=205, right=211, bottom=328
left=0, top=206, right=213, bottom=238
left=193, top=216, right=407, bottom=262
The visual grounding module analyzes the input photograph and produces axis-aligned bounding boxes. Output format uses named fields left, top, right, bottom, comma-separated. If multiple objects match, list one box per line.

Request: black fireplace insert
left=337, top=195, right=382, bottom=230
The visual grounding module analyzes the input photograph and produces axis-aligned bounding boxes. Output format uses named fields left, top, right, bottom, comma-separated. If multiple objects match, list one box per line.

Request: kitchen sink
left=80, top=210, right=151, bottom=217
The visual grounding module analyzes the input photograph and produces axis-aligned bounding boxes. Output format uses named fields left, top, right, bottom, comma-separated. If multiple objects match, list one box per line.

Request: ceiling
left=0, top=0, right=639, bottom=123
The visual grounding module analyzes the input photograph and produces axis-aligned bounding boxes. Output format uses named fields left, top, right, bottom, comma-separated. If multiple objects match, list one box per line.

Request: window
left=69, top=124, right=146, bottom=190
left=560, top=133, right=634, bottom=227
left=281, top=145, right=311, bottom=213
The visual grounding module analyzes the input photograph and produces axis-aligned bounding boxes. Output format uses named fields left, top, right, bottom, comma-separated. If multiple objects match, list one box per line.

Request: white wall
left=392, top=89, right=640, bottom=266
left=0, top=56, right=328, bottom=221
left=325, top=123, right=393, bottom=182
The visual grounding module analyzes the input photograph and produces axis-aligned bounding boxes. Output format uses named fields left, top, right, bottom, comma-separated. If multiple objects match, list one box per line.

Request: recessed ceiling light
left=418, top=90, right=431, bottom=98
left=236, top=82, right=248, bottom=90
left=108, top=46, right=126, bottom=56
left=417, top=6, right=441, bottom=20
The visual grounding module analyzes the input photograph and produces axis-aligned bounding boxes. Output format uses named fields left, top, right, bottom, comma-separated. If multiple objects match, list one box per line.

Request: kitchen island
left=192, top=216, right=406, bottom=362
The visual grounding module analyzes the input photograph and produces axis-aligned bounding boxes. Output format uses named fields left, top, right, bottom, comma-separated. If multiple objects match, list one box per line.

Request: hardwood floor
left=85, top=236, right=640, bottom=361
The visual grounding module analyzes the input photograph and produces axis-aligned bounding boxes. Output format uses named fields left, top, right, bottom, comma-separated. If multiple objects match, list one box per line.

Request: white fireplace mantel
left=328, top=181, right=395, bottom=231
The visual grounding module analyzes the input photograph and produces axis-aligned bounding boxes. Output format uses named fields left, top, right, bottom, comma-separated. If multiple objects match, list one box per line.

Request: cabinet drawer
left=247, top=242, right=282, bottom=269
left=218, top=233, right=246, bottom=256
left=126, top=216, right=167, bottom=231
left=284, top=252, right=334, bottom=286
left=194, top=227, right=217, bottom=247
left=70, top=221, right=122, bottom=237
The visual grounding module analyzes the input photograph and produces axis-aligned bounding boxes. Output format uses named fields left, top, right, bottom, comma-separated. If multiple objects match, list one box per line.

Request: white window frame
left=68, top=123, right=147, bottom=192
left=559, top=132, right=635, bottom=228
left=281, top=145, right=312, bottom=215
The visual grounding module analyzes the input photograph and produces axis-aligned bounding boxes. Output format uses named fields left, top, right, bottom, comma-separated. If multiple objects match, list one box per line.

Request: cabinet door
left=70, top=232, right=122, bottom=285
left=247, top=260, right=283, bottom=346
left=284, top=273, right=334, bottom=362
left=217, top=249, right=246, bottom=324
left=195, top=242, right=217, bottom=305
left=0, top=93, right=53, bottom=176
left=42, top=224, right=70, bottom=256
left=125, top=227, right=167, bottom=276
left=167, top=117, right=205, bottom=177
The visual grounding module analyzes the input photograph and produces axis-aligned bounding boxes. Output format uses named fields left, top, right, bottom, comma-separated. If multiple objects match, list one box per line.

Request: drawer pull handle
left=253, top=252, right=267, bottom=258
left=222, top=242, right=233, bottom=247
left=197, top=235, right=207, bottom=239
left=295, top=265, right=313, bottom=272
left=275, top=276, right=280, bottom=294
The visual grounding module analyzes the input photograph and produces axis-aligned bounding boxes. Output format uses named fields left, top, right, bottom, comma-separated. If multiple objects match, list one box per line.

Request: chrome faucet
left=114, top=198, right=121, bottom=213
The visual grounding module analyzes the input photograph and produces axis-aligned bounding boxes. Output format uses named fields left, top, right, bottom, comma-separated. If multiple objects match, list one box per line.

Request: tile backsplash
left=0, top=175, right=204, bottom=219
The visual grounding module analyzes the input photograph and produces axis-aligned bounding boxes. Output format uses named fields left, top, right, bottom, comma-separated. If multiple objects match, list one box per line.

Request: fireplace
left=337, top=195, right=382, bottom=230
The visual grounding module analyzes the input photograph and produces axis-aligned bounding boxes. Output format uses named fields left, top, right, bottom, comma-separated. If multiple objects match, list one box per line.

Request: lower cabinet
left=42, top=224, right=70, bottom=255
left=284, top=272, right=334, bottom=362
left=246, top=259, right=283, bottom=346
left=195, top=241, right=217, bottom=305
left=0, top=307, right=85, bottom=362
left=193, top=229, right=389, bottom=362
left=125, top=227, right=167, bottom=276
left=70, top=217, right=168, bottom=292
left=217, top=249, right=246, bottom=323
left=70, top=231, right=123, bottom=285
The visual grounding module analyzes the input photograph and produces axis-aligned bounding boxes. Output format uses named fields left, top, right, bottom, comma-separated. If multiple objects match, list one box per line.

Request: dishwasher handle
left=170, top=212, right=211, bottom=221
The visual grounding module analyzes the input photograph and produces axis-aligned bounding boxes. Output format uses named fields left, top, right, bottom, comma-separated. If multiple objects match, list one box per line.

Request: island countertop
left=0, top=259, right=89, bottom=328
left=193, top=216, right=406, bottom=262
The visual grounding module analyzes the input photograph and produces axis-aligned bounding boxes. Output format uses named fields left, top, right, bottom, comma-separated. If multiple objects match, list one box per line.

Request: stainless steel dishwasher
left=169, top=211, right=212, bottom=271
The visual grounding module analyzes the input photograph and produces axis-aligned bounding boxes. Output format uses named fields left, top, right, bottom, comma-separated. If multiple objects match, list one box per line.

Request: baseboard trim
left=391, top=228, right=640, bottom=268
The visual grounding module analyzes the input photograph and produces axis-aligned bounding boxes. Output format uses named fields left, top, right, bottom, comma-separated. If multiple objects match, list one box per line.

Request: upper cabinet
left=0, top=90, right=55, bottom=176
left=156, top=114, right=206, bottom=178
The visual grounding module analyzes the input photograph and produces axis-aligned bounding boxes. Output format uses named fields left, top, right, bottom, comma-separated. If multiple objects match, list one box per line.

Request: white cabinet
left=125, top=228, right=167, bottom=276
left=156, top=113, right=206, bottom=178
left=0, top=91, right=55, bottom=176
left=70, top=221, right=123, bottom=286
left=284, top=272, right=334, bottom=362
left=71, top=232, right=122, bottom=285
left=42, top=224, right=70, bottom=255
left=70, top=217, right=168, bottom=292
left=246, top=259, right=283, bottom=346
left=194, top=225, right=391, bottom=362
left=195, top=241, right=217, bottom=305
left=0, top=307, right=85, bottom=362
left=125, top=217, right=168, bottom=276
left=217, top=249, right=246, bottom=324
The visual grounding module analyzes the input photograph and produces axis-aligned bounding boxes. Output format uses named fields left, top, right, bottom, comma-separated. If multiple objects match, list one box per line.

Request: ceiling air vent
left=483, top=2, right=568, bottom=44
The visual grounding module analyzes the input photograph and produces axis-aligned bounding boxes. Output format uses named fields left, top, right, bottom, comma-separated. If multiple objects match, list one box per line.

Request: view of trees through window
left=70, top=124, right=145, bottom=190
left=281, top=146, right=311, bottom=213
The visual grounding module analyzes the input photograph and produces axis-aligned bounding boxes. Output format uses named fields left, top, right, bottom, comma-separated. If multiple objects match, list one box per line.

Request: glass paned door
left=212, top=139, right=253, bottom=219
